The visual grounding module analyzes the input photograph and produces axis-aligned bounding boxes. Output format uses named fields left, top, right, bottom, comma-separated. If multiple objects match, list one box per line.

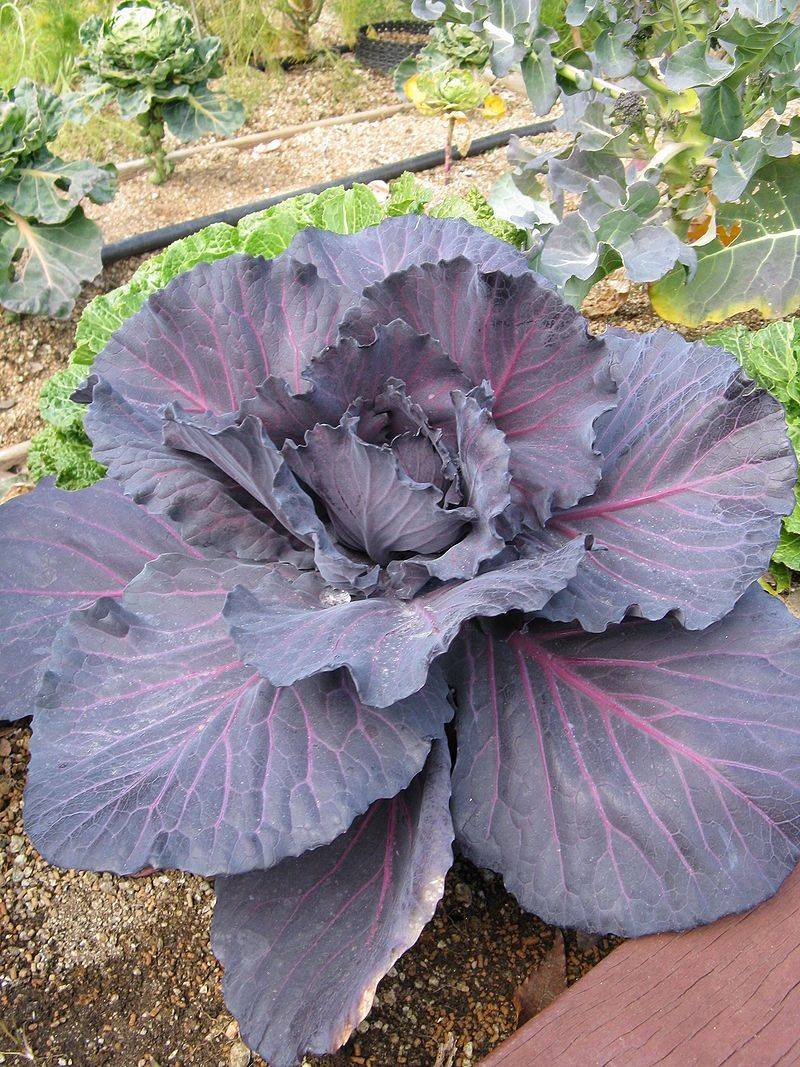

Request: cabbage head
left=4, top=214, right=800, bottom=1064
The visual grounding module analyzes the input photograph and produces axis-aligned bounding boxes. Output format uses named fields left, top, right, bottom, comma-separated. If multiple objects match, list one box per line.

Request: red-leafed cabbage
left=3, top=214, right=800, bottom=1066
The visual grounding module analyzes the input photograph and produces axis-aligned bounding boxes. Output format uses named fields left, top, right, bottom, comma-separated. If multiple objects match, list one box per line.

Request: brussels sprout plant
left=395, top=22, right=492, bottom=90
left=68, top=0, right=244, bottom=184
left=0, top=79, right=116, bottom=318
left=4, top=212, right=800, bottom=1065
left=400, top=26, right=505, bottom=183
left=405, top=68, right=506, bottom=182
left=413, top=0, right=800, bottom=325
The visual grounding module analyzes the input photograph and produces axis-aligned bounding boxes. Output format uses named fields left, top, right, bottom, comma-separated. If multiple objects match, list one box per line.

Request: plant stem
left=444, top=116, right=455, bottom=185
left=553, top=58, right=626, bottom=99
left=668, top=0, right=689, bottom=46
left=139, top=106, right=173, bottom=185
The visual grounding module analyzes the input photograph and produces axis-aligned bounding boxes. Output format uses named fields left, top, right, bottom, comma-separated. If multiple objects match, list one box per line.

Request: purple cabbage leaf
left=0, top=476, right=203, bottom=721
left=211, top=739, right=453, bottom=1067
left=447, top=587, right=800, bottom=936
left=25, top=554, right=452, bottom=876
left=1, top=214, right=799, bottom=1065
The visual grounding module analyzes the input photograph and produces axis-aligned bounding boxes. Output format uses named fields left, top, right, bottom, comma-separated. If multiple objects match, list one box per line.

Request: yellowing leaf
left=404, top=75, right=425, bottom=105
left=716, top=220, right=741, bottom=246
left=673, top=88, right=699, bottom=114
left=482, top=93, right=506, bottom=119
left=649, top=157, right=800, bottom=326
left=686, top=212, right=713, bottom=243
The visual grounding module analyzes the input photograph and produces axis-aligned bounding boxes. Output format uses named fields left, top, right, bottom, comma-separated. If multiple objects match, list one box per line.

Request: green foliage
left=30, top=177, right=521, bottom=488
left=0, top=78, right=116, bottom=318
left=273, top=0, right=324, bottom=59
left=0, top=0, right=98, bottom=92
left=67, top=0, right=244, bottom=183
left=432, top=186, right=528, bottom=248
left=28, top=423, right=106, bottom=490
left=414, top=0, right=800, bottom=324
left=711, top=318, right=800, bottom=580
left=332, top=0, right=413, bottom=45
left=395, top=23, right=490, bottom=93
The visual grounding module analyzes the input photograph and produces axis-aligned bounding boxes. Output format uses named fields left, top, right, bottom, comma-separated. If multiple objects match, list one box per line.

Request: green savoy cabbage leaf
left=711, top=318, right=800, bottom=580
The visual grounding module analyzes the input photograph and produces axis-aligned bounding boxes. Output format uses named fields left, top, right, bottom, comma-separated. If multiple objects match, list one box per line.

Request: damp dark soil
left=0, top=727, right=620, bottom=1067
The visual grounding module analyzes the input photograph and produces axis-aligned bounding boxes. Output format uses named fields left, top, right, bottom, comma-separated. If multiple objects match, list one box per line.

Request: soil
left=0, top=726, right=620, bottom=1067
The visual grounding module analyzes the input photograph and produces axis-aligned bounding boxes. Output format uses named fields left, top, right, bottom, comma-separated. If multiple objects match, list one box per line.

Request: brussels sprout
left=404, top=67, right=505, bottom=183
left=69, top=0, right=243, bottom=184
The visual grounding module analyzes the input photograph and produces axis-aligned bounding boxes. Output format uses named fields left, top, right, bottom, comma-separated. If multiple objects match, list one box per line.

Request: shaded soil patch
left=0, top=727, right=619, bottom=1066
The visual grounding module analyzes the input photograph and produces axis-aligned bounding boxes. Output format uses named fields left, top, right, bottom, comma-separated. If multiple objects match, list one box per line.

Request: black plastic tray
left=355, top=19, right=429, bottom=74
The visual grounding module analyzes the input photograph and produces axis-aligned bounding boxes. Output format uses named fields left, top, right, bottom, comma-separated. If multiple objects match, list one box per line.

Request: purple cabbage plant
left=3, top=214, right=800, bottom=1064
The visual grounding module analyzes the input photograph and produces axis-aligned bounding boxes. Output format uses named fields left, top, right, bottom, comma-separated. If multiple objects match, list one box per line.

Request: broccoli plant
left=4, top=213, right=800, bottom=1065
left=68, top=0, right=244, bottom=184
left=0, top=79, right=116, bottom=318
left=413, top=0, right=800, bottom=325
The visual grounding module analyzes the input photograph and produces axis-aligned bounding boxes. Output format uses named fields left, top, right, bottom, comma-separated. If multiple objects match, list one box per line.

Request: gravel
left=0, top=726, right=620, bottom=1066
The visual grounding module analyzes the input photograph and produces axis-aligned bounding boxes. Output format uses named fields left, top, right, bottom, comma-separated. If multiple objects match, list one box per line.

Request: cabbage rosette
left=3, top=215, right=800, bottom=1066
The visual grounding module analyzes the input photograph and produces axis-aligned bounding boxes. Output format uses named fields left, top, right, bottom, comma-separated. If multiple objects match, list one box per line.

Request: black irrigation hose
left=101, top=119, right=556, bottom=265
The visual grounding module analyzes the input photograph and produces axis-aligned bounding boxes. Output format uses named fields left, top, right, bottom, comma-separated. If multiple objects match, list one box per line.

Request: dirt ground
left=0, top=727, right=620, bottom=1067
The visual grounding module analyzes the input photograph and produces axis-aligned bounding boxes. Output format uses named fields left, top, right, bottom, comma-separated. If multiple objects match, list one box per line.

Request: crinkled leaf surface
left=224, top=538, right=586, bottom=708
left=86, top=383, right=299, bottom=564
left=285, top=214, right=531, bottom=295
left=283, top=418, right=469, bottom=564
left=91, top=253, right=355, bottom=411
left=292, top=320, right=473, bottom=444
left=539, top=328, right=795, bottom=630
left=39, top=365, right=93, bottom=434
left=305, top=184, right=385, bottom=235
left=0, top=478, right=198, bottom=721
left=25, top=556, right=452, bottom=876
left=348, top=258, right=616, bottom=523
left=0, top=209, right=103, bottom=318
left=211, top=740, right=453, bottom=1067
left=710, top=320, right=800, bottom=405
left=27, top=424, right=106, bottom=491
left=447, top=587, right=800, bottom=936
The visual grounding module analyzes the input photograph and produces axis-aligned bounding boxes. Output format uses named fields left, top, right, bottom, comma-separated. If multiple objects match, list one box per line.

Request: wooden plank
left=481, top=865, right=800, bottom=1066
left=115, top=103, right=411, bottom=179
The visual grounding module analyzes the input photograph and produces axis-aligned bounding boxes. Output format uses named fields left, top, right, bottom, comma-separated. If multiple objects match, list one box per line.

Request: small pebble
left=229, top=1040, right=251, bottom=1067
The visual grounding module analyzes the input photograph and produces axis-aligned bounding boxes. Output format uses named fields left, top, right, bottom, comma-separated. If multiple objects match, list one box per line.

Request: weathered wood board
left=481, top=865, right=800, bottom=1066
